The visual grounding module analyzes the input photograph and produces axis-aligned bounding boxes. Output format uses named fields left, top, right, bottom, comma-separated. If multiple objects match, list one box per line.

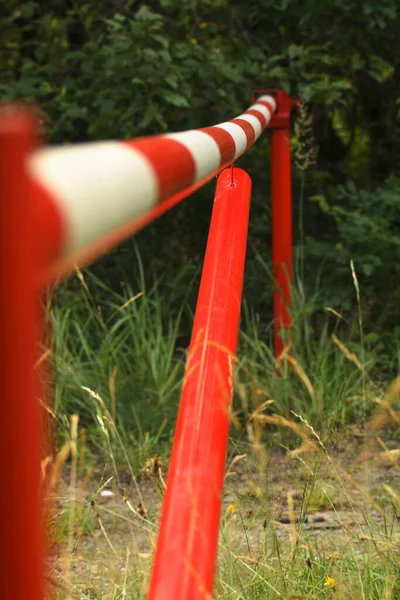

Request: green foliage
left=307, top=178, right=400, bottom=334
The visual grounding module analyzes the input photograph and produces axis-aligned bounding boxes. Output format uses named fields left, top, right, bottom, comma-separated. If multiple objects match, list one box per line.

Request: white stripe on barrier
left=257, top=95, right=277, bottom=113
left=165, top=130, right=221, bottom=182
left=30, top=142, right=158, bottom=253
left=213, top=123, right=248, bottom=160
left=250, top=102, right=274, bottom=121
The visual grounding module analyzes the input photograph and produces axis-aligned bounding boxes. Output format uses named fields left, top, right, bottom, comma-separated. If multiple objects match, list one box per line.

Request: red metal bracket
left=252, top=88, right=300, bottom=129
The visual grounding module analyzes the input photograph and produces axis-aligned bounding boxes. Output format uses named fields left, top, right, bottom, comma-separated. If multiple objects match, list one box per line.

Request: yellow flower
left=225, top=504, right=235, bottom=516
left=200, top=22, right=208, bottom=30
left=324, top=576, right=336, bottom=588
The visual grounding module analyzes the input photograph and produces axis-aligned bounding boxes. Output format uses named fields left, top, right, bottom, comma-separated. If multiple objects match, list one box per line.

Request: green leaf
left=135, top=6, right=162, bottom=21
left=248, top=47, right=265, bottom=61
left=163, top=92, right=189, bottom=108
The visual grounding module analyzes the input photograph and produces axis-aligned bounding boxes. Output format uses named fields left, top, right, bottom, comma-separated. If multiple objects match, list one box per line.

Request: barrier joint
left=252, top=88, right=300, bottom=129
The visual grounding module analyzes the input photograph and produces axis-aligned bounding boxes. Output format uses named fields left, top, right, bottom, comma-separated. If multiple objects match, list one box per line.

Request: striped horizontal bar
left=28, top=95, right=275, bottom=271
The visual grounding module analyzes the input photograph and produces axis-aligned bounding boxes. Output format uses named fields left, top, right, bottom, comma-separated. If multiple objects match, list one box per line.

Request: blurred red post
left=271, top=124, right=292, bottom=360
left=266, top=90, right=299, bottom=361
left=0, top=107, right=44, bottom=600
left=148, top=167, right=252, bottom=600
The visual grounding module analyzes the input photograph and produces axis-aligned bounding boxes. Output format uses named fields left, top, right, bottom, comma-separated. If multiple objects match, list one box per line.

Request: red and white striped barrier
left=29, top=95, right=275, bottom=280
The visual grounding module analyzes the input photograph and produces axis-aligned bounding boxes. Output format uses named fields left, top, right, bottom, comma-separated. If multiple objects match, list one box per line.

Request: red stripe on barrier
left=244, top=109, right=268, bottom=128
left=200, top=126, right=236, bottom=163
left=148, top=167, right=252, bottom=600
left=125, top=137, right=196, bottom=200
left=232, top=118, right=256, bottom=148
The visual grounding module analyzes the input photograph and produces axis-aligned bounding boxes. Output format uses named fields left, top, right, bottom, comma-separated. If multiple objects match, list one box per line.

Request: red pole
left=271, top=126, right=293, bottom=359
left=266, top=90, right=298, bottom=361
left=148, top=167, right=252, bottom=600
left=0, top=107, right=44, bottom=600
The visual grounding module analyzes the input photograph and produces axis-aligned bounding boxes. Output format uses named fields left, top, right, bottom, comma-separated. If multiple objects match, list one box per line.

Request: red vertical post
left=148, top=168, right=252, bottom=600
left=271, top=126, right=292, bottom=359
left=0, top=107, right=44, bottom=600
left=267, top=90, right=299, bottom=361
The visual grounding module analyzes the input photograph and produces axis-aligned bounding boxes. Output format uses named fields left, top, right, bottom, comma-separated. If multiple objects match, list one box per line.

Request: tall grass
left=43, top=247, right=400, bottom=599
left=47, top=248, right=382, bottom=463
left=48, top=257, right=190, bottom=468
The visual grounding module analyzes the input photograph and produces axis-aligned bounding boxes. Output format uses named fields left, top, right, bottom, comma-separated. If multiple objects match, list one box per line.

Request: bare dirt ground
left=48, top=429, right=400, bottom=597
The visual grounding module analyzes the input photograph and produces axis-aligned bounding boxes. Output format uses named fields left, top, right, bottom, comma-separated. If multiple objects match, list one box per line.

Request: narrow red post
left=0, top=107, right=44, bottom=600
left=271, top=125, right=292, bottom=359
left=267, top=90, right=298, bottom=360
left=148, top=168, right=252, bottom=600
